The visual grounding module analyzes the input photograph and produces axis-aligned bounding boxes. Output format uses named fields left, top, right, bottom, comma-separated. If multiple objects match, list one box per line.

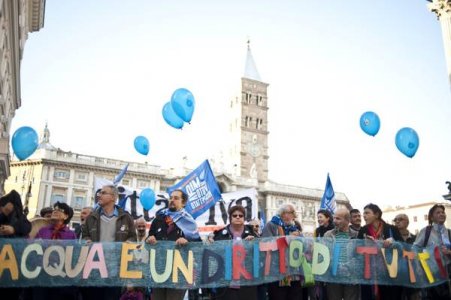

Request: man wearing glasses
left=393, top=213, right=419, bottom=299
left=81, top=184, right=136, bottom=300
left=145, top=189, right=200, bottom=300
left=393, top=214, right=416, bottom=244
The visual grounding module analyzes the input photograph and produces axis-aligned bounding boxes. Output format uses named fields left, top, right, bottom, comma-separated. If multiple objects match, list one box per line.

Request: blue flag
left=113, top=163, right=129, bottom=185
left=320, top=173, right=336, bottom=213
left=167, top=160, right=222, bottom=219
left=260, top=209, right=266, bottom=228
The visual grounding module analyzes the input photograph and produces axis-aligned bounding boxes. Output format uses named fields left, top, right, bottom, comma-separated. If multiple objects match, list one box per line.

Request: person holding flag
left=145, top=189, right=200, bottom=300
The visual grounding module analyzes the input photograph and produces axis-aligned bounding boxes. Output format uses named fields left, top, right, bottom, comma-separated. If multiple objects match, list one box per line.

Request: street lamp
left=22, top=182, right=32, bottom=216
left=443, top=181, right=451, bottom=201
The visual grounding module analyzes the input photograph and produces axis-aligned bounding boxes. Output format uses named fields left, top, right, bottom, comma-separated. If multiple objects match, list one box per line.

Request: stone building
left=5, top=42, right=350, bottom=235
left=0, top=0, right=45, bottom=193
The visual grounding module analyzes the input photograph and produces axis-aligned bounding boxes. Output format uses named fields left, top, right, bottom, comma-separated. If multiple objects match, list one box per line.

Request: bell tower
left=229, top=41, right=269, bottom=183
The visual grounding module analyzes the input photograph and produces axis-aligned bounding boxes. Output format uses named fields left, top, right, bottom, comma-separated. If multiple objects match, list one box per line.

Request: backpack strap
left=423, top=225, right=432, bottom=248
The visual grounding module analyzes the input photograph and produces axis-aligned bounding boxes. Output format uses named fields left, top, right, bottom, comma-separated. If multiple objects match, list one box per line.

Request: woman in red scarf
left=35, top=201, right=76, bottom=240
left=357, top=203, right=402, bottom=300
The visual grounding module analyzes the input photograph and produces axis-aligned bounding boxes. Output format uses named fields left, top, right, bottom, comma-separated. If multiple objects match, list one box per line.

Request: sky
left=12, top=0, right=451, bottom=210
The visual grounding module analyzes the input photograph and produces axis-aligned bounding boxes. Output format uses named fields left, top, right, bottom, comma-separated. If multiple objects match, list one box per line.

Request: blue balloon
left=170, top=88, right=195, bottom=123
left=359, top=111, right=380, bottom=136
left=12, top=126, right=39, bottom=160
left=140, top=188, right=156, bottom=210
left=395, top=127, right=419, bottom=158
left=134, top=136, right=149, bottom=156
left=162, top=102, right=184, bottom=129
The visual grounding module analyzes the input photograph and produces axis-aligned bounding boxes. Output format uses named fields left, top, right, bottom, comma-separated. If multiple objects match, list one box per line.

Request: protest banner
left=0, top=237, right=447, bottom=289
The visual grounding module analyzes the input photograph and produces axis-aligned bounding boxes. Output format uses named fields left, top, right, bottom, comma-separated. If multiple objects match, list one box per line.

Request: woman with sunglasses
left=210, top=205, right=257, bottom=300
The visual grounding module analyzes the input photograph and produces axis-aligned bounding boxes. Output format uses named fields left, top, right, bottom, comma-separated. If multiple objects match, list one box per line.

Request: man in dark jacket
left=81, top=184, right=136, bottom=300
left=82, top=185, right=136, bottom=243
left=145, top=189, right=200, bottom=300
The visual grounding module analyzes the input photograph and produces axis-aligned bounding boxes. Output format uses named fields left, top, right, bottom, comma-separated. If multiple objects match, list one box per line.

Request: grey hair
left=276, top=204, right=297, bottom=218
left=104, top=185, right=119, bottom=199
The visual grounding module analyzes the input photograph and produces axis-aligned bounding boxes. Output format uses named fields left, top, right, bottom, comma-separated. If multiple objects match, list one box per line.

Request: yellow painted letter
left=172, top=250, right=193, bottom=284
left=0, top=244, right=18, bottom=280
left=380, top=248, right=398, bottom=278
left=120, top=243, right=142, bottom=279
left=418, top=252, right=434, bottom=284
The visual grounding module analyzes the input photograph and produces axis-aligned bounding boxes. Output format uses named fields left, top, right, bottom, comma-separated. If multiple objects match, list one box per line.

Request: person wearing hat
left=33, top=202, right=78, bottom=299
left=35, top=202, right=77, bottom=240
left=40, top=206, right=53, bottom=218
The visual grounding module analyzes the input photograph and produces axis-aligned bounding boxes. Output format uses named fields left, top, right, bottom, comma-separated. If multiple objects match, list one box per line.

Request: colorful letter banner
left=0, top=237, right=448, bottom=288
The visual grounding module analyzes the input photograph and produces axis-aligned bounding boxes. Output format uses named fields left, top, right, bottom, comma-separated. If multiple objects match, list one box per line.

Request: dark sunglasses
left=393, top=218, right=406, bottom=222
left=232, top=214, right=244, bottom=218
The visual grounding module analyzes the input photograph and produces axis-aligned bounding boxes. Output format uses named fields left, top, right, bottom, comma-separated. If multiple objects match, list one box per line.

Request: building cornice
left=28, top=0, right=46, bottom=32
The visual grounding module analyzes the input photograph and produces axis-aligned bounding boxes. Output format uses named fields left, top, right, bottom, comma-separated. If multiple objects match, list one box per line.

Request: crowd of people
left=0, top=185, right=450, bottom=300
